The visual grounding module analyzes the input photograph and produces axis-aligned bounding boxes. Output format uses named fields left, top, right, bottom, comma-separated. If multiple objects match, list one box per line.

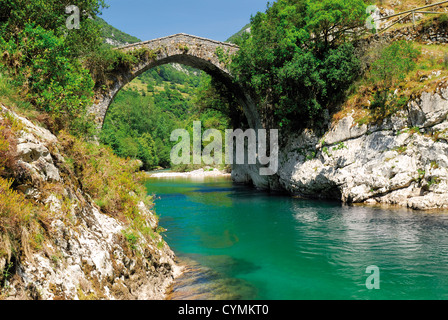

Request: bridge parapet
left=118, top=33, right=239, bottom=74
left=119, top=33, right=239, bottom=51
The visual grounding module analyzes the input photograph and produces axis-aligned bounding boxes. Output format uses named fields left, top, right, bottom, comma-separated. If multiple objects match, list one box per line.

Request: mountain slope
left=96, top=17, right=231, bottom=171
left=96, top=17, right=141, bottom=46
left=227, top=23, right=251, bottom=43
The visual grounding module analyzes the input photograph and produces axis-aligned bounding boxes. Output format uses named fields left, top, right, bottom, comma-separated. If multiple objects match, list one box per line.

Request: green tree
left=100, top=87, right=180, bottom=170
left=0, top=0, right=110, bottom=136
left=193, top=75, right=244, bottom=128
left=0, top=0, right=107, bottom=57
left=306, top=0, right=367, bottom=52
left=136, top=133, right=158, bottom=170
left=369, top=40, right=420, bottom=90
left=231, top=0, right=367, bottom=130
left=0, top=24, right=95, bottom=133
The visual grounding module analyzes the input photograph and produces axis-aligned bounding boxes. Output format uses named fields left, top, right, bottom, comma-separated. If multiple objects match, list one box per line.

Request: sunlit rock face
left=270, top=83, right=448, bottom=210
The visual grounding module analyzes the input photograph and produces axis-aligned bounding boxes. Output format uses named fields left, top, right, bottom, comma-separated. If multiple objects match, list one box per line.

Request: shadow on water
left=167, top=254, right=260, bottom=300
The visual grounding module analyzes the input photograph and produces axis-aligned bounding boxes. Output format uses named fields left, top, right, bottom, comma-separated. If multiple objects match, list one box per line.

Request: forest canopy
left=231, top=0, right=368, bottom=129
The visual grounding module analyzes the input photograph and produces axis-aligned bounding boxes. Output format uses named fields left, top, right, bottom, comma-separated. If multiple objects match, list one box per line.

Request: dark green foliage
left=231, top=0, right=367, bottom=130
left=0, top=0, right=111, bottom=136
left=0, top=0, right=107, bottom=57
left=0, top=23, right=95, bottom=134
left=194, top=76, right=246, bottom=129
left=153, top=84, right=192, bottom=120
left=306, top=0, right=368, bottom=52
left=100, top=90, right=163, bottom=170
left=100, top=65, right=231, bottom=170
left=0, top=0, right=162, bottom=140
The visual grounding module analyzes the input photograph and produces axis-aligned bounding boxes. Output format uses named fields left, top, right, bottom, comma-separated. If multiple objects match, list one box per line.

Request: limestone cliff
left=0, top=105, right=181, bottom=300
left=234, top=81, right=448, bottom=211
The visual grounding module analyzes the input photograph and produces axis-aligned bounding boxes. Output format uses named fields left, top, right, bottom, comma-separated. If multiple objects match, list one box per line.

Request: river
left=145, top=175, right=448, bottom=300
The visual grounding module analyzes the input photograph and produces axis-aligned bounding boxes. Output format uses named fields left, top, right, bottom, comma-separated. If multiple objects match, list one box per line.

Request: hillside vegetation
left=1, top=0, right=448, bottom=298
left=0, top=0, right=171, bottom=295
left=226, top=0, right=448, bottom=132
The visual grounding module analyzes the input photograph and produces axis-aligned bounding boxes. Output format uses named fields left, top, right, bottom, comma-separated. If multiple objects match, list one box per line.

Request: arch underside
left=91, top=52, right=262, bottom=130
left=88, top=39, right=271, bottom=189
left=146, top=54, right=231, bottom=83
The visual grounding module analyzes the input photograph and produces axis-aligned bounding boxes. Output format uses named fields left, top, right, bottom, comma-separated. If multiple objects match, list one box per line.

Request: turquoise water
left=146, top=176, right=448, bottom=300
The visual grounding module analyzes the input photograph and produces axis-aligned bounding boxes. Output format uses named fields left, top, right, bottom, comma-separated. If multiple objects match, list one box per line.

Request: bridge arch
left=88, top=33, right=262, bottom=130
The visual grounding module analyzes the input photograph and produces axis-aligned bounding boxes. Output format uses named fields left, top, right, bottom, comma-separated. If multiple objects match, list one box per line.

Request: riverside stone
left=238, top=82, right=448, bottom=211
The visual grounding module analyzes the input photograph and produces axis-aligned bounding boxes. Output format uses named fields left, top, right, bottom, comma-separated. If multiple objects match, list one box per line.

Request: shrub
left=439, top=13, right=448, bottom=27
left=0, top=24, right=95, bottom=133
left=231, top=0, right=365, bottom=130
left=58, top=131, right=155, bottom=238
left=369, top=40, right=420, bottom=89
left=0, top=177, right=45, bottom=281
left=0, top=115, right=19, bottom=178
left=0, top=0, right=107, bottom=57
left=123, top=229, right=139, bottom=251
left=0, top=119, right=14, bottom=170
left=368, top=40, right=420, bottom=119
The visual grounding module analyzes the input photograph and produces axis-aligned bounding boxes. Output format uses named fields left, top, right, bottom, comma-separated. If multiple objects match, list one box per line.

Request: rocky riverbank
left=233, top=80, right=448, bottom=211
left=0, top=105, right=182, bottom=300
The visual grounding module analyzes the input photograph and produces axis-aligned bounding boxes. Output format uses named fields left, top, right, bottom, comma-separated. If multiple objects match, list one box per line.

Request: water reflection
left=195, top=229, right=240, bottom=249
left=292, top=202, right=448, bottom=299
left=148, top=177, right=448, bottom=300
left=167, top=255, right=259, bottom=300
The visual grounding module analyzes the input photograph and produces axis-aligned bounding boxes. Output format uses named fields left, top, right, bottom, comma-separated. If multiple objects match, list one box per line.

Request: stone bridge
left=88, top=33, right=261, bottom=129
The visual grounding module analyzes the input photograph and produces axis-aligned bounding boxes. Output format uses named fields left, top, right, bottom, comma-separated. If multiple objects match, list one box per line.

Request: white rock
left=244, top=88, right=448, bottom=210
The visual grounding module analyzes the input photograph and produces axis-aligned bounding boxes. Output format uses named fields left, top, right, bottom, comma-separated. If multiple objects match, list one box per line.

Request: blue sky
left=99, top=0, right=269, bottom=42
